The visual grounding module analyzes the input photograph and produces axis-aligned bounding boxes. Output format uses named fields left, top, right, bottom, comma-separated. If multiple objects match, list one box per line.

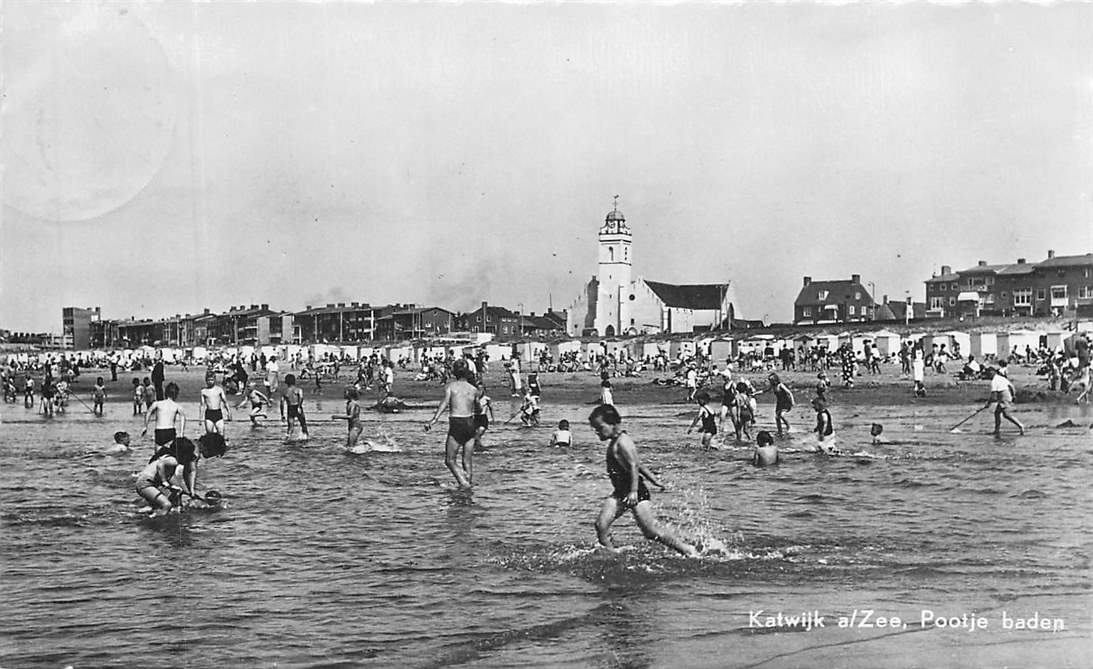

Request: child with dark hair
left=752, top=430, right=780, bottom=466
left=132, top=378, right=143, bottom=415
left=142, top=382, right=186, bottom=453
left=549, top=419, right=572, bottom=447
left=135, top=436, right=197, bottom=516
left=332, top=386, right=363, bottom=450
left=588, top=404, right=698, bottom=557
left=280, top=373, right=309, bottom=440
left=92, top=377, right=107, bottom=416
left=686, top=390, right=718, bottom=450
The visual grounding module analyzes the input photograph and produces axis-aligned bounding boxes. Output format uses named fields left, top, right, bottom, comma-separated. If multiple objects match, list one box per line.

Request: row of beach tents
left=3, top=324, right=1088, bottom=369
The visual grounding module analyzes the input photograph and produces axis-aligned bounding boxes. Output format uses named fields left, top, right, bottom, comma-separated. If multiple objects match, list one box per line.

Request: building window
left=1051, top=285, right=1068, bottom=300
left=950, top=283, right=958, bottom=291
left=948, top=297, right=956, bottom=306
left=940, top=284, right=947, bottom=292
left=609, top=247, right=614, bottom=262
left=818, top=290, right=829, bottom=301
left=930, top=297, right=944, bottom=310
left=855, top=291, right=861, bottom=300
left=985, top=276, right=994, bottom=286
left=1037, top=288, right=1046, bottom=301
left=1080, top=286, right=1093, bottom=299
left=1013, top=289, right=1031, bottom=306
left=803, top=307, right=812, bottom=317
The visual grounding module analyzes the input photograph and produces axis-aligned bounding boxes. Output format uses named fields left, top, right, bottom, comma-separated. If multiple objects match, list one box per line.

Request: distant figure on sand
left=424, top=358, right=477, bottom=488
left=988, top=363, right=1025, bottom=436
left=92, top=377, right=107, bottom=416
left=589, top=404, right=698, bottom=558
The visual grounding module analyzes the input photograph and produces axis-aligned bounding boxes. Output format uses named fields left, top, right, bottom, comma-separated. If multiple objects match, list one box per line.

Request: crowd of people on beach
left=3, top=326, right=1089, bottom=556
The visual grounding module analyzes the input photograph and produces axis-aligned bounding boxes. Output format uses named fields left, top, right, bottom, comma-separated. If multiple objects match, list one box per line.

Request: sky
left=2, top=1, right=1092, bottom=332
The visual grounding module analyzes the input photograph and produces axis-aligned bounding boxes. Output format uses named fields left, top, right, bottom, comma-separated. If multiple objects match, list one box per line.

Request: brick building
left=793, top=275, right=875, bottom=324
left=925, top=250, right=1093, bottom=318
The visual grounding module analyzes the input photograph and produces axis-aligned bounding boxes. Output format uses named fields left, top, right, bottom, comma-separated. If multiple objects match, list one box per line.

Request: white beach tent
left=871, top=330, right=902, bottom=357
left=970, top=332, right=997, bottom=358
left=1043, top=331, right=1067, bottom=352
left=943, top=331, right=971, bottom=356
left=484, top=343, right=510, bottom=363
left=996, top=330, right=1039, bottom=360
left=708, top=338, right=734, bottom=363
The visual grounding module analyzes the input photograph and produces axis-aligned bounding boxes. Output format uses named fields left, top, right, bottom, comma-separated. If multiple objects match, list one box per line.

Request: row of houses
left=57, top=302, right=568, bottom=349
left=792, top=250, right=1093, bottom=326
left=925, top=250, right=1093, bottom=318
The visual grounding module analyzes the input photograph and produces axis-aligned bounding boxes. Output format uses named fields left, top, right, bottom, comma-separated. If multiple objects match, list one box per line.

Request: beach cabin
left=1042, top=331, right=1067, bottom=353
left=943, top=331, right=971, bottom=358
left=970, top=332, right=997, bottom=359
left=484, top=343, right=510, bottom=363
left=996, top=330, right=1039, bottom=361
left=708, top=338, right=735, bottom=363
left=870, top=331, right=902, bottom=357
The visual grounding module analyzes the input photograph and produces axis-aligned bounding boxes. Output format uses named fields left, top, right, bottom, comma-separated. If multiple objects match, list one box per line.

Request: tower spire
left=613, top=194, right=619, bottom=212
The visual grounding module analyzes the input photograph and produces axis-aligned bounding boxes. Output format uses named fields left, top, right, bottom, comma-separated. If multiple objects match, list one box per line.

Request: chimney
left=351, top=302, right=358, bottom=307
left=261, top=303, right=269, bottom=310
left=977, top=260, right=987, bottom=267
left=941, top=265, right=952, bottom=276
left=803, top=276, right=812, bottom=286
left=337, top=303, right=345, bottom=308
left=481, top=300, right=488, bottom=314
left=1017, top=258, right=1026, bottom=264
left=1047, top=249, right=1055, bottom=259
left=883, top=294, right=889, bottom=305
left=250, top=304, right=258, bottom=309
left=326, top=303, right=334, bottom=308
left=851, top=274, right=861, bottom=284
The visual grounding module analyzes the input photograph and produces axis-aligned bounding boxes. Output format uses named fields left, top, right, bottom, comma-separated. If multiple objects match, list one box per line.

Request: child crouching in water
left=589, top=404, right=698, bottom=558
left=135, top=437, right=197, bottom=516
left=549, top=419, right=572, bottom=447
left=752, top=430, right=780, bottom=466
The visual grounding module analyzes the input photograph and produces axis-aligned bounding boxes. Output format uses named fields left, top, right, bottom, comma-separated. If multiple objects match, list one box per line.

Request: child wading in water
left=92, top=377, right=107, bottom=416
left=237, top=381, right=272, bottom=426
left=686, top=390, right=718, bottom=450
left=589, top=404, right=698, bottom=558
left=279, top=373, right=309, bottom=440
left=333, top=386, right=364, bottom=450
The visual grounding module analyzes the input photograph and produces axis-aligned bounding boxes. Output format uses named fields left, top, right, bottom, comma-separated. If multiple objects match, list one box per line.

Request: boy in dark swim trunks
left=424, top=359, right=478, bottom=488
left=142, top=382, right=186, bottom=453
left=279, top=373, right=309, bottom=440
left=589, top=404, right=698, bottom=557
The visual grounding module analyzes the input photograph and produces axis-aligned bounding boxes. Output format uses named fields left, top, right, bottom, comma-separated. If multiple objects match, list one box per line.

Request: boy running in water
left=237, top=381, right=272, bottom=426
left=142, top=382, right=187, bottom=453
left=589, top=404, right=698, bottom=557
left=279, top=373, right=309, bottom=440
left=423, top=358, right=477, bottom=488
left=199, top=373, right=231, bottom=435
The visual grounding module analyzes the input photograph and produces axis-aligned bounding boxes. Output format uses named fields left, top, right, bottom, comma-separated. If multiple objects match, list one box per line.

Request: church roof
left=644, top=281, right=729, bottom=310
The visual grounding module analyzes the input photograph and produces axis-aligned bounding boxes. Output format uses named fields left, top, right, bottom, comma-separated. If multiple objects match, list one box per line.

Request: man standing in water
left=988, top=362, right=1025, bottom=436
left=424, top=358, right=477, bottom=488
left=589, top=404, right=698, bottom=557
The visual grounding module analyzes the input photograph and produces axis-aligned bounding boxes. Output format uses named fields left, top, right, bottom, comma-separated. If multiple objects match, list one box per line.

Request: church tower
left=595, top=196, right=632, bottom=337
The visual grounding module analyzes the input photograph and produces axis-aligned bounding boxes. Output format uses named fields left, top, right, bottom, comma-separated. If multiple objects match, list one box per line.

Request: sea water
left=1, top=396, right=1091, bottom=668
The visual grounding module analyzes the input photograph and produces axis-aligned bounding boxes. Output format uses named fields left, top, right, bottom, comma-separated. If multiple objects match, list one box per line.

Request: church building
left=566, top=201, right=737, bottom=337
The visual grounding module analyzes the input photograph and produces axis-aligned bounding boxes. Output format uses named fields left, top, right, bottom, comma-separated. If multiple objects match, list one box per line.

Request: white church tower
left=595, top=196, right=632, bottom=337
